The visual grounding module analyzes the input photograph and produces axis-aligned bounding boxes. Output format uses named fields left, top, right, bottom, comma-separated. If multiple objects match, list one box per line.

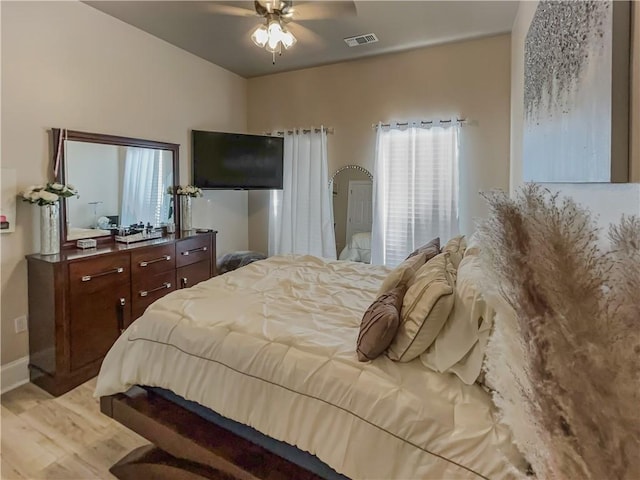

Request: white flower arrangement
left=168, top=185, right=203, bottom=198
left=21, top=182, right=78, bottom=206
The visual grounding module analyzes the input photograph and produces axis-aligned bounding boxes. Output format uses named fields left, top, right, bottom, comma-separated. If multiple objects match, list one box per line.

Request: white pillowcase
left=419, top=253, right=494, bottom=384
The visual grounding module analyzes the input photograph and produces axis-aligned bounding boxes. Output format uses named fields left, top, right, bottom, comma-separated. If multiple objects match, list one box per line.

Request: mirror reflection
left=330, top=165, right=373, bottom=263
left=64, top=140, right=173, bottom=240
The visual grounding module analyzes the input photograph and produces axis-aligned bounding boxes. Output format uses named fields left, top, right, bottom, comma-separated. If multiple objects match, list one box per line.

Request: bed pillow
left=419, top=254, right=495, bottom=385
left=376, top=251, right=427, bottom=297
left=406, top=237, right=440, bottom=261
left=442, top=235, right=467, bottom=269
left=356, top=285, right=406, bottom=361
left=463, top=232, right=481, bottom=258
left=386, top=253, right=456, bottom=362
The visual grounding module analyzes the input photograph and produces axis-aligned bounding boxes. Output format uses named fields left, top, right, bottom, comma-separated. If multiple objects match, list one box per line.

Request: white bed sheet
left=339, top=232, right=372, bottom=263
left=67, top=226, right=111, bottom=240
left=95, top=255, right=525, bottom=480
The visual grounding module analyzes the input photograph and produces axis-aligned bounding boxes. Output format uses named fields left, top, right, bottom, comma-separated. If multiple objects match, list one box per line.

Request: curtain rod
left=372, top=118, right=467, bottom=129
left=264, top=127, right=334, bottom=136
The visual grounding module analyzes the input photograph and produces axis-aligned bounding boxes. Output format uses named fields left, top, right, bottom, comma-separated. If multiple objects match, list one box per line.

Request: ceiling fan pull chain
left=272, top=51, right=276, bottom=65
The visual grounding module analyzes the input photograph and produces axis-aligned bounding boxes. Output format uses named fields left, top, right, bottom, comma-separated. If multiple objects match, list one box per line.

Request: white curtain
left=120, top=147, right=170, bottom=226
left=269, top=128, right=337, bottom=259
left=371, top=124, right=459, bottom=267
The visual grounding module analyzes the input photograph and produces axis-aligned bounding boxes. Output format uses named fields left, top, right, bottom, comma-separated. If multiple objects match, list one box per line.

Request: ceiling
left=85, top=1, right=519, bottom=78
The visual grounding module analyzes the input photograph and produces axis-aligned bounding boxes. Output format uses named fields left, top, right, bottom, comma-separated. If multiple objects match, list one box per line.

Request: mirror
left=55, top=129, right=179, bottom=246
left=330, top=165, right=373, bottom=263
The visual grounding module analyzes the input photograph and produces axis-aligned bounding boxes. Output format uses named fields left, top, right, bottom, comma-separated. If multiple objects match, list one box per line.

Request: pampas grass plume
left=477, top=185, right=640, bottom=480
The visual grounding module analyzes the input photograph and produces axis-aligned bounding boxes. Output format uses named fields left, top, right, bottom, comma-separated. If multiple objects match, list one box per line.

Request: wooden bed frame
left=100, top=387, right=324, bottom=480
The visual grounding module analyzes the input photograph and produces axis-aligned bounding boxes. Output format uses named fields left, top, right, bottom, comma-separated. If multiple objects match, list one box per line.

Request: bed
left=338, top=232, right=371, bottom=263
left=67, top=226, right=111, bottom=240
left=96, top=254, right=525, bottom=479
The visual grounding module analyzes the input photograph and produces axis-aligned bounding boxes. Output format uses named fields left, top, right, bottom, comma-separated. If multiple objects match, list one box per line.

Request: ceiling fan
left=207, top=1, right=357, bottom=63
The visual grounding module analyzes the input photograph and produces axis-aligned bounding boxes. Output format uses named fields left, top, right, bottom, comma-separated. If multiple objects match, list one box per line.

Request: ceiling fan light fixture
left=251, top=25, right=269, bottom=48
left=251, top=4, right=298, bottom=61
left=266, top=36, right=281, bottom=53
left=267, top=18, right=283, bottom=38
left=281, top=29, right=296, bottom=49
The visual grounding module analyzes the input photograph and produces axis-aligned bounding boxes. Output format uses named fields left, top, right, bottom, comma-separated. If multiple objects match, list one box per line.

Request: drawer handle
left=181, top=277, right=188, bottom=288
left=181, top=246, right=207, bottom=256
left=139, top=255, right=171, bottom=267
left=139, top=282, right=172, bottom=297
left=117, top=298, right=126, bottom=333
left=81, top=267, right=124, bottom=282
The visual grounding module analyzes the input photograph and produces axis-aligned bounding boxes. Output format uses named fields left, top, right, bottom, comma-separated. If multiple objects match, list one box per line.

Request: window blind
left=371, top=126, right=459, bottom=267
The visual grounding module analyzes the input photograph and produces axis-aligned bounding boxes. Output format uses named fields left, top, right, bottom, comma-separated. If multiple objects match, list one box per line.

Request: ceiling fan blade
left=288, top=1, right=356, bottom=21
left=287, top=22, right=324, bottom=47
left=203, top=3, right=258, bottom=18
left=254, top=0, right=269, bottom=15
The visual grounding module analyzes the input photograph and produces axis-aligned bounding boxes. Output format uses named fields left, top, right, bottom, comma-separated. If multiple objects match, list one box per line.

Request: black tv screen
left=192, top=130, right=284, bottom=189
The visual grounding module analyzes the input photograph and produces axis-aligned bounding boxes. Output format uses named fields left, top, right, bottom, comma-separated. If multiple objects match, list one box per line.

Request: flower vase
left=40, top=203, right=60, bottom=255
left=181, top=196, right=193, bottom=231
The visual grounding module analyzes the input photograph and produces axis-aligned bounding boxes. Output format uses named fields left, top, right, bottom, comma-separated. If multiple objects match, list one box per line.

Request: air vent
left=344, top=33, right=379, bottom=47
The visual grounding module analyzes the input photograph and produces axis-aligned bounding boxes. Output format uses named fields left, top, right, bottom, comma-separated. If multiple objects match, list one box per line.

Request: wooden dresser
left=26, top=231, right=217, bottom=396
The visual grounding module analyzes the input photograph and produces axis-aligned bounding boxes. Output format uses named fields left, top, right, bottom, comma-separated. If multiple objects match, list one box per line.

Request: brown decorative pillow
left=406, top=237, right=440, bottom=261
left=357, top=285, right=406, bottom=362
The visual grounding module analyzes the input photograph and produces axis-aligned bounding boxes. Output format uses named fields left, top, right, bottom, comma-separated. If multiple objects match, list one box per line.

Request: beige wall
left=0, top=1, right=247, bottom=366
left=247, top=34, right=512, bottom=254
left=510, top=0, right=640, bottom=190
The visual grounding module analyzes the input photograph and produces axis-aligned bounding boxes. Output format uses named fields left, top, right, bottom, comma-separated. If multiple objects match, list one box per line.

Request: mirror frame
left=52, top=128, right=180, bottom=249
left=329, top=164, right=373, bottom=186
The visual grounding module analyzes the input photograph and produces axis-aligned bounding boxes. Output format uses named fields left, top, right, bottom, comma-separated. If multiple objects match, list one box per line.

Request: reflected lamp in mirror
left=53, top=129, right=179, bottom=246
left=329, top=165, right=373, bottom=263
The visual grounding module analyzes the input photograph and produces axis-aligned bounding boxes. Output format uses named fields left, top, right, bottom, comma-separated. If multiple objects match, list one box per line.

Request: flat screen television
left=192, top=130, right=284, bottom=189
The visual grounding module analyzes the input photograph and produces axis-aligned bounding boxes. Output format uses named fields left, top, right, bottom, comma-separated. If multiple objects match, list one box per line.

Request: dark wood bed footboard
left=100, top=388, right=323, bottom=480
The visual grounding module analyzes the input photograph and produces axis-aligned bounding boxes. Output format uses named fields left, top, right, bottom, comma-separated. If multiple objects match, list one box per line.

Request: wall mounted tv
left=192, top=130, right=284, bottom=190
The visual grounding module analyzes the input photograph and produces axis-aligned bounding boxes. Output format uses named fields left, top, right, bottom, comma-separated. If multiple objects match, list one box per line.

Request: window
left=371, top=125, right=459, bottom=267
left=120, top=148, right=171, bottom=226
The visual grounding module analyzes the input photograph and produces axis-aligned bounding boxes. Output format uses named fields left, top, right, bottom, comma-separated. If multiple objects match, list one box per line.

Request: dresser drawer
left=177, top=260, right=211, bottom=289
left=68, top=253, right=131, bottom=371
left=131, top=244, right=176, bottom=279
left=69, top=253, right=130, bottom=293
left=69, top=285, right=130, bottom=371
left=176, top=235, right=211, bottom=268
left=132, top=270, right=176, bottom=320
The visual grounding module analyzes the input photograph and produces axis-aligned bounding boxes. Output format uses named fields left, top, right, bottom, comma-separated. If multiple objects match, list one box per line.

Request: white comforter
left=95, top=255, right=525, bottom=480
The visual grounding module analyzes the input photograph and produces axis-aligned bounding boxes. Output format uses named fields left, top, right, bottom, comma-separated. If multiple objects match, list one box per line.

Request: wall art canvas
left=523, top=0, right=630, bottom=183
left=1, top=168, right=17, bottom=233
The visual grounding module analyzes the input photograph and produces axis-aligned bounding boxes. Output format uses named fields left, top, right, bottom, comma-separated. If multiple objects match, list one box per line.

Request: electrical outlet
left=14, top=315, right=28, bottom=333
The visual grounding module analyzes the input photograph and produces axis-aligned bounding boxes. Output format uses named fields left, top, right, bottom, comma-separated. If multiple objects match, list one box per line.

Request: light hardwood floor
left=1, top=378, right=146, bottom=479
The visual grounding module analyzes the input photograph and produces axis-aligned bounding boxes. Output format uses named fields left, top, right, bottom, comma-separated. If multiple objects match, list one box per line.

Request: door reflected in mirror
left=65, top=140, right=174, bottom=241
left=330, top=165, right=373, bottom=263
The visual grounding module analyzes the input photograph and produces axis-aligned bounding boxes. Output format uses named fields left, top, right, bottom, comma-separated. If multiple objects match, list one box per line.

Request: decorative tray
left=115, top=230, right=163, bottom=244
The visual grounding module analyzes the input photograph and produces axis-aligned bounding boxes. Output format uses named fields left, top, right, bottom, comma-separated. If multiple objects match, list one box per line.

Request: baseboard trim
left=1, top=356, right=29, bottom=394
